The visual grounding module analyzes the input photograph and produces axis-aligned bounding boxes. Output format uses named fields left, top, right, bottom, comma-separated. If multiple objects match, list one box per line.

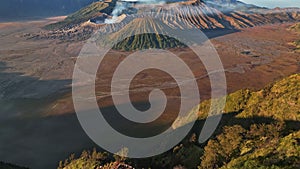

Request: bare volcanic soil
left=0, top=18, right=299, bottom=169
left=48, top=23, right=300, bottom=117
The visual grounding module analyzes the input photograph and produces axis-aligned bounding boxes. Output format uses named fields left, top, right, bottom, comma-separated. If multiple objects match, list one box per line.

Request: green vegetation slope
left=197, top=73, right=300, bottom=121
left=59, top=73, right=300, bottom=169
left=290, top=23, right=300, bottom=51
left=107, top=17, right=187, bottom=51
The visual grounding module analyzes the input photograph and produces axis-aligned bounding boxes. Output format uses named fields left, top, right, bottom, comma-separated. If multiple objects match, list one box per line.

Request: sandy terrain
left=0, top=18, right=299, bottom=168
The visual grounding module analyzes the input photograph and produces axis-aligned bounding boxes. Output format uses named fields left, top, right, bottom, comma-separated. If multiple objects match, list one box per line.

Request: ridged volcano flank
left=108, top=17, right=187, bottom=50
left=44, top=1, right=116, bottom=30
left=40, top=0, right=300, bottom=44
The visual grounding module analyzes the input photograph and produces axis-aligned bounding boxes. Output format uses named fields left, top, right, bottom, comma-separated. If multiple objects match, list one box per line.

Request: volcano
left=102, top=16, right=188, bottom=50
left=41, top=0, right=300, bottom=50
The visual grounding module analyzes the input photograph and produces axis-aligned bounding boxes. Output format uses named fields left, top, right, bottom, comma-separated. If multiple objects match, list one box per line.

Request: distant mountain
left=0, top=0, right=98, bottom=21
left=205, top=0, right=264, bottom=12
left=34, top=0, right=300, bottom=50
left=45, top=0, right=300, bottom=30
left=44, top=1, right=116, bottom=30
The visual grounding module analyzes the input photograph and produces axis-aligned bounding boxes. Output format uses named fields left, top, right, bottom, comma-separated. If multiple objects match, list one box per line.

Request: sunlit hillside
left=59, top=73, right=300, bottom=169
left=290, top=23, right=300, bottom=51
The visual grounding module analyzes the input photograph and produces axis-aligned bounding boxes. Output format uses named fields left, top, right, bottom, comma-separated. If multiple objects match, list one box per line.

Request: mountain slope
left=196, top=73, right=300, bottom=121
left=58, top=73, right=300, bottom=169
left=38, top=0, right=300, bottom=48
left=197, top=74, right=299, bottom=168
left=290, top=22, right=300, bottom=51
left=153, top=0, right=300, bottom=30
left=200, top=124, right=300, bottom=169
left=42, top=0, right=300, bottom=31
left=220, top=131, right=300, bottom=169
left=44, top=1, right=116, bottom=30
left=105, top=17, right=187, bottom=50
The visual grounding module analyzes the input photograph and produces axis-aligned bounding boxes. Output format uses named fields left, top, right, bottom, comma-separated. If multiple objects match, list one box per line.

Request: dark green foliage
left=112, top=33, right=187, bottom=51
left=200, top=125, right=246, bottom=169
left=57, top=148, right=111, bottom=169
left=150, top=134, right=204, bottom=169
left=199, top=122, right=299, bottom=169
left=219, top=130, right=300, bottom=169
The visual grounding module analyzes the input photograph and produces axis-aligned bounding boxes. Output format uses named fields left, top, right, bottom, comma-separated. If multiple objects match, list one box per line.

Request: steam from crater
left=105, top=0, right=166, bottom=24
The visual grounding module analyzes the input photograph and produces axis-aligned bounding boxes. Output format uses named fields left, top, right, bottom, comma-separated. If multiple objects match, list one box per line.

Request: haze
left=240, top=0, right=300, bottom=8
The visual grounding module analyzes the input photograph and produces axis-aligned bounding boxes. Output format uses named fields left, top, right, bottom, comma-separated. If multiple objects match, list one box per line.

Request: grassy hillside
left=290, top=23, right=300, bottom=32
left=219, top=130, right=300, bottom=169
left=200, top=124, right=300, bottom=169
left=290, top=23, right=300, bottom=51
left=59, top=73, right=300, bottom=169
left=44, top=1, right=115, bottom=30
left=197, top=74, right=300, bottom=121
